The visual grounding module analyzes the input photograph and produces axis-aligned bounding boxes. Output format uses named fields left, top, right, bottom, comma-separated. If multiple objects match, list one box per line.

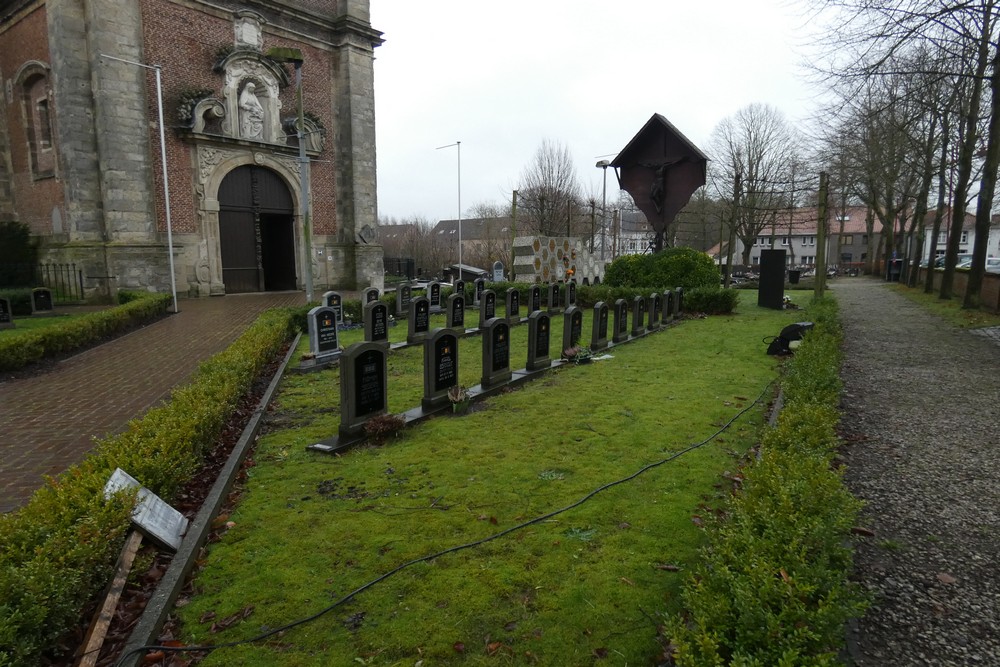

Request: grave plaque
left=340, top=342, right=389, bottom=438
left=478, top=289, right=496, bottom=330
left=675, top=286, right=685, bottom=315
left=422, top=329, right=459, bottom=411
left=323, top=291, right=343, bottom=323
left=664, top=290, right=675, bottom=321
left=648, top=292, right=661, bottom=331
left=506, top=288, right=520, bottom=324
left=562, top=306, right=583, bottom=354
left=446, top=293, right=465, bottom=332
left=631, top=296, right=646, bottom=336
left=474, top=277, right=486, bottom=305
left=0, top=297, right=13, bottom=329
left=104, top=468, right=189, bottom=551
left=407, top=296, right=431, bottom=344
left=529, top=285, right=542, bottom=313
left=364, top=301, right=390, bottom=348
left=364, top=287, right=380, bottom=304
left=481, top=318, right=512, bottom=389
left=429, top=282, right=442, bottom=310
left=547, top=283, right=561, bottom=313
left=396, top=284, right=412, bottom=318
left=592, top=301, right=609, bottom=351
left=31, top=287, right=53, bottom=313
left=564, top=280, right=577, bottom=308
left=527, top=311, right=552, bottom=371
left=307, top=306, right=341, bottom=359
left=613, top=298, right=629, bottom=343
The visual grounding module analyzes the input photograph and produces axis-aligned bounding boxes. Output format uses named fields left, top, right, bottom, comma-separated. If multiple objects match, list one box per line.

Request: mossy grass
left=888, top=282, right=1000, bottom=329
left=175, top=304, right=795, bottom=665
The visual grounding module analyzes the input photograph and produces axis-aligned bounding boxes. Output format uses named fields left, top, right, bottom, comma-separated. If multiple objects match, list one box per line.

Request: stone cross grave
left=323, top=291, right=343, bottom=323
left=422, top=328, right=459, bottom=411
left=562, top=305, right=583, bottom=354
left=478, top=289, right=496, bottom=330
left=446, top=293, right=465, bottom=333
left=481, top=318, right=512, bottom=390
left=548, top=283, right=561, bottom=314
left=506, top=288, right=520, bottom=325
left=364, top=287, right=380, bottom=304
left=407, top=296, right=431, bottom=345
left=339, top=342, right=388, bottom=439
left=529, top=285, right=541, bottom=314
left=0, top=297, right=13, bottom=329
left=307, top=305, right=341, bottom=360
left=613, top=298, right=629, bottom=344
left=364, top=300, right=390, bottom=348
left=592, top=301, right=609, bottom=351
left=31, top=287, right=53, bottom=313
left=631, top=296, right=646, bottom=337
left=526, top=311, right=552, bottom=371
left=396, top=284, right=412, bottom=318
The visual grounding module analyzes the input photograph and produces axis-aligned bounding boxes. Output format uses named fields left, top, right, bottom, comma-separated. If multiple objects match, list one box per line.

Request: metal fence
left=0, top=262, right=85, bottom=302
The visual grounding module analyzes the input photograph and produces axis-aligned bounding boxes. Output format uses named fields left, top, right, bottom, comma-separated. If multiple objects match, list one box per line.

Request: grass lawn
left=889, top=282, right=1000, bottom=329
left=0, top=311, right=97, bottom=337
left=174, top=301, right=797, bottom=666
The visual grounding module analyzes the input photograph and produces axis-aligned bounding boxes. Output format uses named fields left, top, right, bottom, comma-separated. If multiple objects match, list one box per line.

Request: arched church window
left=19, top=69, right=55, bottom=179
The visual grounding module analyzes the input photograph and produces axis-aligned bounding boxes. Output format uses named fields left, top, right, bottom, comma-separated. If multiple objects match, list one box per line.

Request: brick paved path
left=0, top=292, right=307, bottom=513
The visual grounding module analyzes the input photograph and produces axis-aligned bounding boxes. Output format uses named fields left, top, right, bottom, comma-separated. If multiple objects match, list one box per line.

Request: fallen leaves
left=208, top=605, right=254, bottom=634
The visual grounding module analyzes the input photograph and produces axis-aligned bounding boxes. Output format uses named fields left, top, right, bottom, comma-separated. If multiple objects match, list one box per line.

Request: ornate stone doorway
left=217, top=165, right=296, bottom=293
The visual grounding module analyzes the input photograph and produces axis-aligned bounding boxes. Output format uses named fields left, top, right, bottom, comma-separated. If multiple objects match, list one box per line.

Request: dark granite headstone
left=396, top=284, right=412, bottom=318
left=0, top=297, right=13, bottom=329
left=675, top=286, right=684, bottom=315
left=307, top=306, right=341, bottom=359
left=506, top=288, right=520, bottom=325
left=664, top=290, right=675, bottom=321
left=529, top=285, right=542, bottom=313
left=547, top=283, right=561, bottom=314
left=591, top=301, right=609, bottom=351
left=364, top=287, right=380, bottom=304
left=454, top=279, right=466, bottom=298
left=481, top=318, right=512, bottom=389
left=564, top=281, right=577, bottom=308
left=31, top=287, right=53, bottom=313
left=613, top=298, right=629, bottom=343
left=446, top=293, right=465, bottom=332
left=478, top=289, right=496, bottom=330
left=562, top=306, right=583, bottom=354
left=648, top=292, right=661, bottom=331
left=364, top=301, right=390, bottom=348
left=474, top=277, right=486, bottom=305
left=527, top=311, right=552, bottom=371
left=631, top=296, right=646, bottom=336
left=407, top=296, right=431, bottom=344
left=323, top=291, right=343, bottom=323
left=429, top=282, right=442, bottom=310
left=422, top=328, right=460, bottom=411
left=339, top=342, right=388, bottom=438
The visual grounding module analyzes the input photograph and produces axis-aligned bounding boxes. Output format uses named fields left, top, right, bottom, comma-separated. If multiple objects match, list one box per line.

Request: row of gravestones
left=334, top=287, right=685, bottom=441
left=0, top=289, right=55, bottom=330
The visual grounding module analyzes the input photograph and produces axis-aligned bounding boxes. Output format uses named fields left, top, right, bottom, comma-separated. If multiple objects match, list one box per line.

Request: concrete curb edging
left=118, top=333, right=301, bottom=666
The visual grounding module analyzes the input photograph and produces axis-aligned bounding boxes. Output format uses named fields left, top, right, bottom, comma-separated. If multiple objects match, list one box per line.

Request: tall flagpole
left=437, top=141, right=462, bottom=274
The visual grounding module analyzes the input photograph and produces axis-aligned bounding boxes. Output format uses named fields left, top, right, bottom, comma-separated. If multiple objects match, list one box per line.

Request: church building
left=0, top=0, right=384, bottom=299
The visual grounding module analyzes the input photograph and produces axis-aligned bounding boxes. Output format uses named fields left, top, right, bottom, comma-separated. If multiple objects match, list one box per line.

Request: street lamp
left=267, top=47, right=313, bottom=303
left=595, top=160, right=610, bottom=260
left=436, top=141, right=462, bottom=276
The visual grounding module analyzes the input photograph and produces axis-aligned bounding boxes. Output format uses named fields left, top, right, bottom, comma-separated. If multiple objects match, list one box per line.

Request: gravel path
left=834, top=279, right=1000, bottom=666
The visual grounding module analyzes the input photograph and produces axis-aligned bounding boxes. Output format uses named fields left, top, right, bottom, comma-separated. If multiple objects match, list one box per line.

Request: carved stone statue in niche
left=239, top=82, right=265, bottom=140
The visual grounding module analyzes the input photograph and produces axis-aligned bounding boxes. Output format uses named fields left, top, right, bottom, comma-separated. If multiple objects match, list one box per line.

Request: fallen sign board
left=103, top=468, right=189, bottom=551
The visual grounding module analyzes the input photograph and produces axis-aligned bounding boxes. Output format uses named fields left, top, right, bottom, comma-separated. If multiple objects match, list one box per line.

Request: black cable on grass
left=116, top=379, right=775, bottom=666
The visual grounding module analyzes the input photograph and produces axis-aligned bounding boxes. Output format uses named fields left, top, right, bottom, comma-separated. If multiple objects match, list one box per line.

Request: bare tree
left=517, top=139, right=582, bottom=237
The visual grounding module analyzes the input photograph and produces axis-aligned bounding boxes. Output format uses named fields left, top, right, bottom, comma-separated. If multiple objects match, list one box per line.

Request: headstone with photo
left=547, top=282, right=561, bottom=314
left=364, top=300, right=390, bottom=348
left=422, top=328, right=460, bottom=411
left=396, top=283, right=412, bottom=318
left=664, top=290, right=675, bottom=321
left=474, top=277, right=486, bottom=306
left=364, top=287, right=380, bottom=304
left=591, top=301, right=609, bottom=351
left=307, top=306, right=341, bottom=360
left=613, top=298, right=629, bottom=343
left=407, top=296, right=431, bottom=344
left=631, top=296, right=646, bottom=337
left=481, top=318, right=512, bottom=390
left=529, top=285, right=542, bottom=314
left=505, top=288, right=520, bottom=325
left=446, top=293, right=465, bottom=333
left=0, top=297, right=13, bottom=329
left=526, top=311, right=552, bottom=371
left=31, top=287, right=53, bottom=313
left=322, top=291, right=343, bottom=323
left=562, top=305, right=583, bottom=354
left=339, top=342, right=389, bottom=438
left=564, top=280, right=577, bottom=309
left=648, top=292, right=661, bottom=331
left=478, top=289, right=496, bottom=330
left=428, top=281, right=442, bottom=311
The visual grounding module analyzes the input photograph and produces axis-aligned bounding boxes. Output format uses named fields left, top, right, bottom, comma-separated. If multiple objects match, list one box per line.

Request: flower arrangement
left=561, top=345, right=594, bottom=364
left=448, top=385, right=471, bottom=414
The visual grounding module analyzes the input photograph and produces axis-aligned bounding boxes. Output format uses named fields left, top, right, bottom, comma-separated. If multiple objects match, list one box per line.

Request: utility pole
left=589, top=201, right=596, bottom=252
left=724, top=171, right=741, bottom=288
left=815, top=171, right=829, bottom=299
left=511, top=190, right=518, bottom=282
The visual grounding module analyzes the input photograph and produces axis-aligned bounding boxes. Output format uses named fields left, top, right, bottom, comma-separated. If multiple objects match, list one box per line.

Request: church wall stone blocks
left=0, top=0, right=384, bottom=299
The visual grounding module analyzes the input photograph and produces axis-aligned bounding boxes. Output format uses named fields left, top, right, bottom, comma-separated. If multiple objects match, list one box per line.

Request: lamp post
left=267, top=47, right=313, bottom=303
left=595, top=160, right=610, bottom=260
left=436, top=141, right=462, bottom=275
left=100, top=54, right=178, bottom=313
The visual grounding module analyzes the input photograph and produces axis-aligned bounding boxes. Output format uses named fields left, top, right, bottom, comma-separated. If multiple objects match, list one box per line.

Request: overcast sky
left=369, top=0, right=821, bottom=224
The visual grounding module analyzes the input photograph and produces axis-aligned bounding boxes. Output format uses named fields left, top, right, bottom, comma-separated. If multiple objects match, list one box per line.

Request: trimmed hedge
left=0, top=307, right=298, bottom=666
left=667, top=296, right=867, bottom=665
left=0, top=292, right=171, bottom=372
left=683, top=287, right=740, bottom=315
left=603, top=247, right=721, bottom=290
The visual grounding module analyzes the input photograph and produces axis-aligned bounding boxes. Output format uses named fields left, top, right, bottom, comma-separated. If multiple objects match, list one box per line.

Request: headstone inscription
left=526, top=311, right=552, bottom=371
left=481, top=318, right=512, bottom=389
left=31, top=287, right=53, bottom=313
left=364, top=300, right=390, bottom=348
left=446, top=293, right=465, bottom=332
left=422, top=328, right=459, bottom=411
left=0, top=297, right=13, bottom=330
left=562, top=306, right=583, bottom=354
left=307, top=306, right=341, bottom=359
left=529, top=285, right=542, bottom=313
left=564, top=280, right=577, bottom=308
left=547, top=283, right=561, bottom=314
left=613, top=298, right=629, bottom=343
left=396, top=284, right=412, bottom=318
left=364, top=287, right=380, bottom=304
left=664, top=290, right=675, bottom=321
left=591, top=301, right=609, bottom=351
left=506, top=288, right=520, bottom=325
left=407, top=296, right=431, bottom=344
left=675, top=286, right=684, bottom=315
left=339, top=342, right=388, bottom=438
left=323, top=291, right=343, bottom=323
left=474, top=277, right=486, bottom=305
left=478, top=289, right=496, bottom=330
left=631, top=296, right=646, bottom=336
left=428, top=282, right=442, bottom=310
left=648, top=292, right=661, bottom=331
